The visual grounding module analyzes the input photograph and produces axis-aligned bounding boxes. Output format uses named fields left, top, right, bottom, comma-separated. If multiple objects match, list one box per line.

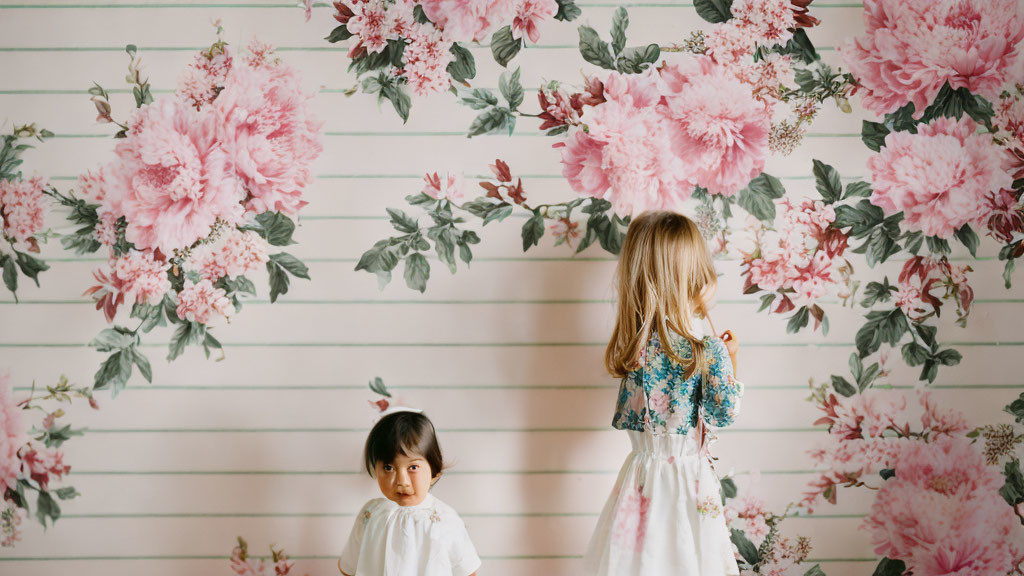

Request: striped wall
left=1, top=1, right=1022, bottom=574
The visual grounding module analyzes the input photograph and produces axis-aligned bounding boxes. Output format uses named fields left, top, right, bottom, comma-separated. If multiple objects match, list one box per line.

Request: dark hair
left=364, top=411, right=444, bottom=478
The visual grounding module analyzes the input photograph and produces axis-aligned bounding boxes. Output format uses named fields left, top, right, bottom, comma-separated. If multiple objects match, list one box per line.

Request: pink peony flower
left=841, top=0, right=1024, bottom=117
left=215, top=55, right=323, bottom=216
left=21, top=446, right=68, bottom=491
left=660, top=56, right=771, bottom=197
left=418, top=0, right=513, bottom=42
left=868, top=116, right=1012, bottom=238
left=345, top=0, right=390, bottom=54
left=98, top=98, right=243, bottom=253
left=863, top=437, right=1020, bottom=575
left=559, top=71, right=691, bottom=215
left=0, top=175, right=48, bottom=243
left=511, top=0, right=557, bottom=44
left=996, top=87, right=1024, bottom=180
left=422, top=171, right=464, bottom=202
left=176, top=278, right=234, bottom=324
left=0, top=373, right=25, bottom=495
left=189, top=227, right=269, bottom=282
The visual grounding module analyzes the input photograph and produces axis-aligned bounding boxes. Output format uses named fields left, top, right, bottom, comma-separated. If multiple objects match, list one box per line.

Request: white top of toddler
left=340, top=493, right=481, bottom=576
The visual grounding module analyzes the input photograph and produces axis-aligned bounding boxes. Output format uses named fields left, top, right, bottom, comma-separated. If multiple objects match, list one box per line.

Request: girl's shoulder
left=427, top=495, right=465, bottom=524
left=359, top=497, right=394, bottom=518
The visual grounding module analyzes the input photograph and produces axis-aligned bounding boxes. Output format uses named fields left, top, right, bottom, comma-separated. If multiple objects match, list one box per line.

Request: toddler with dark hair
left=339, top=409, right=480, bottom=576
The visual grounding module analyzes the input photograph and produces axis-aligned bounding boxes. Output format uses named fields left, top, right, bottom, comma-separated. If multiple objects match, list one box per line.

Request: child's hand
left=720, top=330, right=739, bottom=375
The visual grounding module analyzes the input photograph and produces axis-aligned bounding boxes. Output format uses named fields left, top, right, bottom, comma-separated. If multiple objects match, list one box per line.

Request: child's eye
left=409, top=464, right=418, bottom=471
left=383, top=464, right=394, bottom=472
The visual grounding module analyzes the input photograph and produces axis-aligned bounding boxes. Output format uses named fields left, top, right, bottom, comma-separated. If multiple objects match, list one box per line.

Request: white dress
left=339, top=494, right=481, bottom=576
left=582, top=331, right=743, bottom=576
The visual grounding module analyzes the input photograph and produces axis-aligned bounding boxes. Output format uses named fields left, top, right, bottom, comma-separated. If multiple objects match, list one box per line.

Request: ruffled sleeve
left=700, top=336, right=743, bottom=428
left=339, top=499, right=377, bottom=575
left=447, top=511, right=481, bottom=576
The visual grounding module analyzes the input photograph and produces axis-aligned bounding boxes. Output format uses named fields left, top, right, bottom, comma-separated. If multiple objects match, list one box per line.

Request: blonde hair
left=605, top=211, right=718, bottom=379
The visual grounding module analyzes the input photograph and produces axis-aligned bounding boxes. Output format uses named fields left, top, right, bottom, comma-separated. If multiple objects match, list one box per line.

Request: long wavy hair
left=604, top=211, right=718, bottom=380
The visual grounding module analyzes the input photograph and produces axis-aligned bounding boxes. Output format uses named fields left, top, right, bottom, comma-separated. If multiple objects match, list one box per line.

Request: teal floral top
left=612, top=331, right=743, bottom=434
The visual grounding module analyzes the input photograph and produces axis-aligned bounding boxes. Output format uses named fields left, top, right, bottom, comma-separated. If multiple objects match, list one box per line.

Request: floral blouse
left=612, top=332, right=743, bottom=434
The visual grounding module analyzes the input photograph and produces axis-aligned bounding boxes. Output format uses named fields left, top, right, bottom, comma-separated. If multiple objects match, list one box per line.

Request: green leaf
left=35, top=490, right=60, bottom=528
left=693, top=0, right=733, bottom=23
left=355, top=239, right=401, bottom=289
left=1006, top=394, right=1024, bottom=424
left=812, top=159, right=842, bottom=204
left=168, top=322, right=201, bottom=362
left=616, top=44, right=661, bottom=74
left=861, top=120, right=890, bottom=152
left=610, top=7, right=628, bottom=56
left=848, top=352, right=863, bottom=383
left=856, top=308, right=909, bottom=358
left=926, top=236, right=950, bottom=254
left=1000, top=459, right=1024, bottom=509
left=468, top=107, right=514, bottom=137
left=325, top=24, right=352, bottom=43
left=861, top=279, right=896, bottom=308
left=831, top=375, right=856, bottom=397
left=921, top=82, right=995, bottom=128
left=779, top=28, right=818, bottom=64
left=432, top=227, right=458, bottom=274
left=915, top=323, right=937, bottom=347
left=803, top=566, right=826, bottom=576
left=54, top=486, right=80, bottom=501
left=879, top=468, right=895, bottom=480
left=403, top=252, right=430, bottom=293
left=953, top=224, right=979, bottom=257
left=901, top=341, right=930, bottom=367
left=381, top=82, right=412, bottom=123
left=2, top=254, right=17, bottom=295
left=94, top=350, right=133, bottom=395
left=387, top=208, right=419, bottom=234
left=935, top=348, right=961, bottom=366
left=499, top=67, right=524, bottom=111
left=554, top=0, right=581, bottom=20
left=872, top=558, right=907, bottom=576
left=14, top=250, right=48, bottom=286
left=719, top=477, right=737, bottom=499
left=253, top=211, right=297, bottom=246
left=738, top=173, right=786, bottom=221
left=130, top=301, right=166, bottom=333
left=757, top=293, right=776, bottom=313
left=729, top=528, right=759, bottom=565
left=522, top=213, right=545, bottom=251
left=1004, top=258, right=1016, bottom=289
left=490, top=25, right=522, bottom=68
left=447, top=42, right=476, bottom=83
left=90, top=327, right=137, bottom=352
left=132, top=348, right=153, bottom=383
left=843, top=180, right=872, bottom=200
left=457, top=86, right=499, bottom=110
left=786, top=306, right=810, bottom=333
left=578, top=25, right=615, bottom=70
left=267, top=252, right=310, bottom=303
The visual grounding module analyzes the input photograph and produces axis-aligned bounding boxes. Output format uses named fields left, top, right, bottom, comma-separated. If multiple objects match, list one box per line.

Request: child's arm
left=720, top=329, right=739, bottom=376
left=700, top=334, right=743, bottom=427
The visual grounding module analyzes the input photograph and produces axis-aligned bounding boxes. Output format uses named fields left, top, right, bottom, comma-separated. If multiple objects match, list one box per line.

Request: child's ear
left=430, top=472, right=442, bottom=486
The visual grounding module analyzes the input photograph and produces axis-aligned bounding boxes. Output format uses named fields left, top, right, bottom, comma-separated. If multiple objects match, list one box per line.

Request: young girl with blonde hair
left=583, top=211, right=743, bottom=575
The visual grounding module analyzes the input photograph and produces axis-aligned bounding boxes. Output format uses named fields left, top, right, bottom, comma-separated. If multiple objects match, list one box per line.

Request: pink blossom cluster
left=996, top=87, right=1024, bottom=182
left=178, top=45, right=233, bottom=110
left=802, top=389, right=969, bottom=512
left=741, top=535, right=812, bottom=576
left=0, top=373, right=25, bottom=497
left=0, top=175, right=48, bottom=244
left=85, top=249, right=171, bottom=323
left=895, top=256, right=974, bottom=325
left=841, top=0, right=1024, bottom=117
left=559, top=56, right=771, bottom=215
left=176, top=279, right=234, bottom=324
left=1, top=500, right=26, bottom=548
left=864, top=436, right=1022, bottom=576
left=744, top=197, right=848, bottom=307
left=725, top=494, right=770, bottom=547
left=419, top=0, right=556, bottom=43
left=868, top=116, right=1013, bottom=239
left=703, top=0, right=799, bottom=110
left=421, top=171, right=464, bottom=202
left=189, top=227, right=269, bottom=282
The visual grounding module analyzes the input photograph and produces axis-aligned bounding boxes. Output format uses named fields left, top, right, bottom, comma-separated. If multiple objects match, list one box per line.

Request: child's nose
left=396, top=468, right=411, bottom=485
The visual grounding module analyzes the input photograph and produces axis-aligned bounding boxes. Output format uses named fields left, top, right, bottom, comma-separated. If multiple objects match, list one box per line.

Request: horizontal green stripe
left=2, top=341, right=1020, bottom=348
left=82, top=426, right=825, bottom=433
left=0, top=2, right=864, bottom=8
left=0, top=45, right=839, bottom=52
left=50, top=130, right=863, bottom=139
left=0, top=554, right=875, bottom=562
left=55, top=511, right=864, bottom=520
left=13, top=383, right=1023, bottom=392
left=68, top=468, right=819, bottom=476
left=4, top=298, right=1022, bottom=306
left=45, top=173, right=867, bottom=181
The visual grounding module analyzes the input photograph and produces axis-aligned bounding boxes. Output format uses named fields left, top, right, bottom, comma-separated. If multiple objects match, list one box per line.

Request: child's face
left=375, top=451, right=438, bottom=507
